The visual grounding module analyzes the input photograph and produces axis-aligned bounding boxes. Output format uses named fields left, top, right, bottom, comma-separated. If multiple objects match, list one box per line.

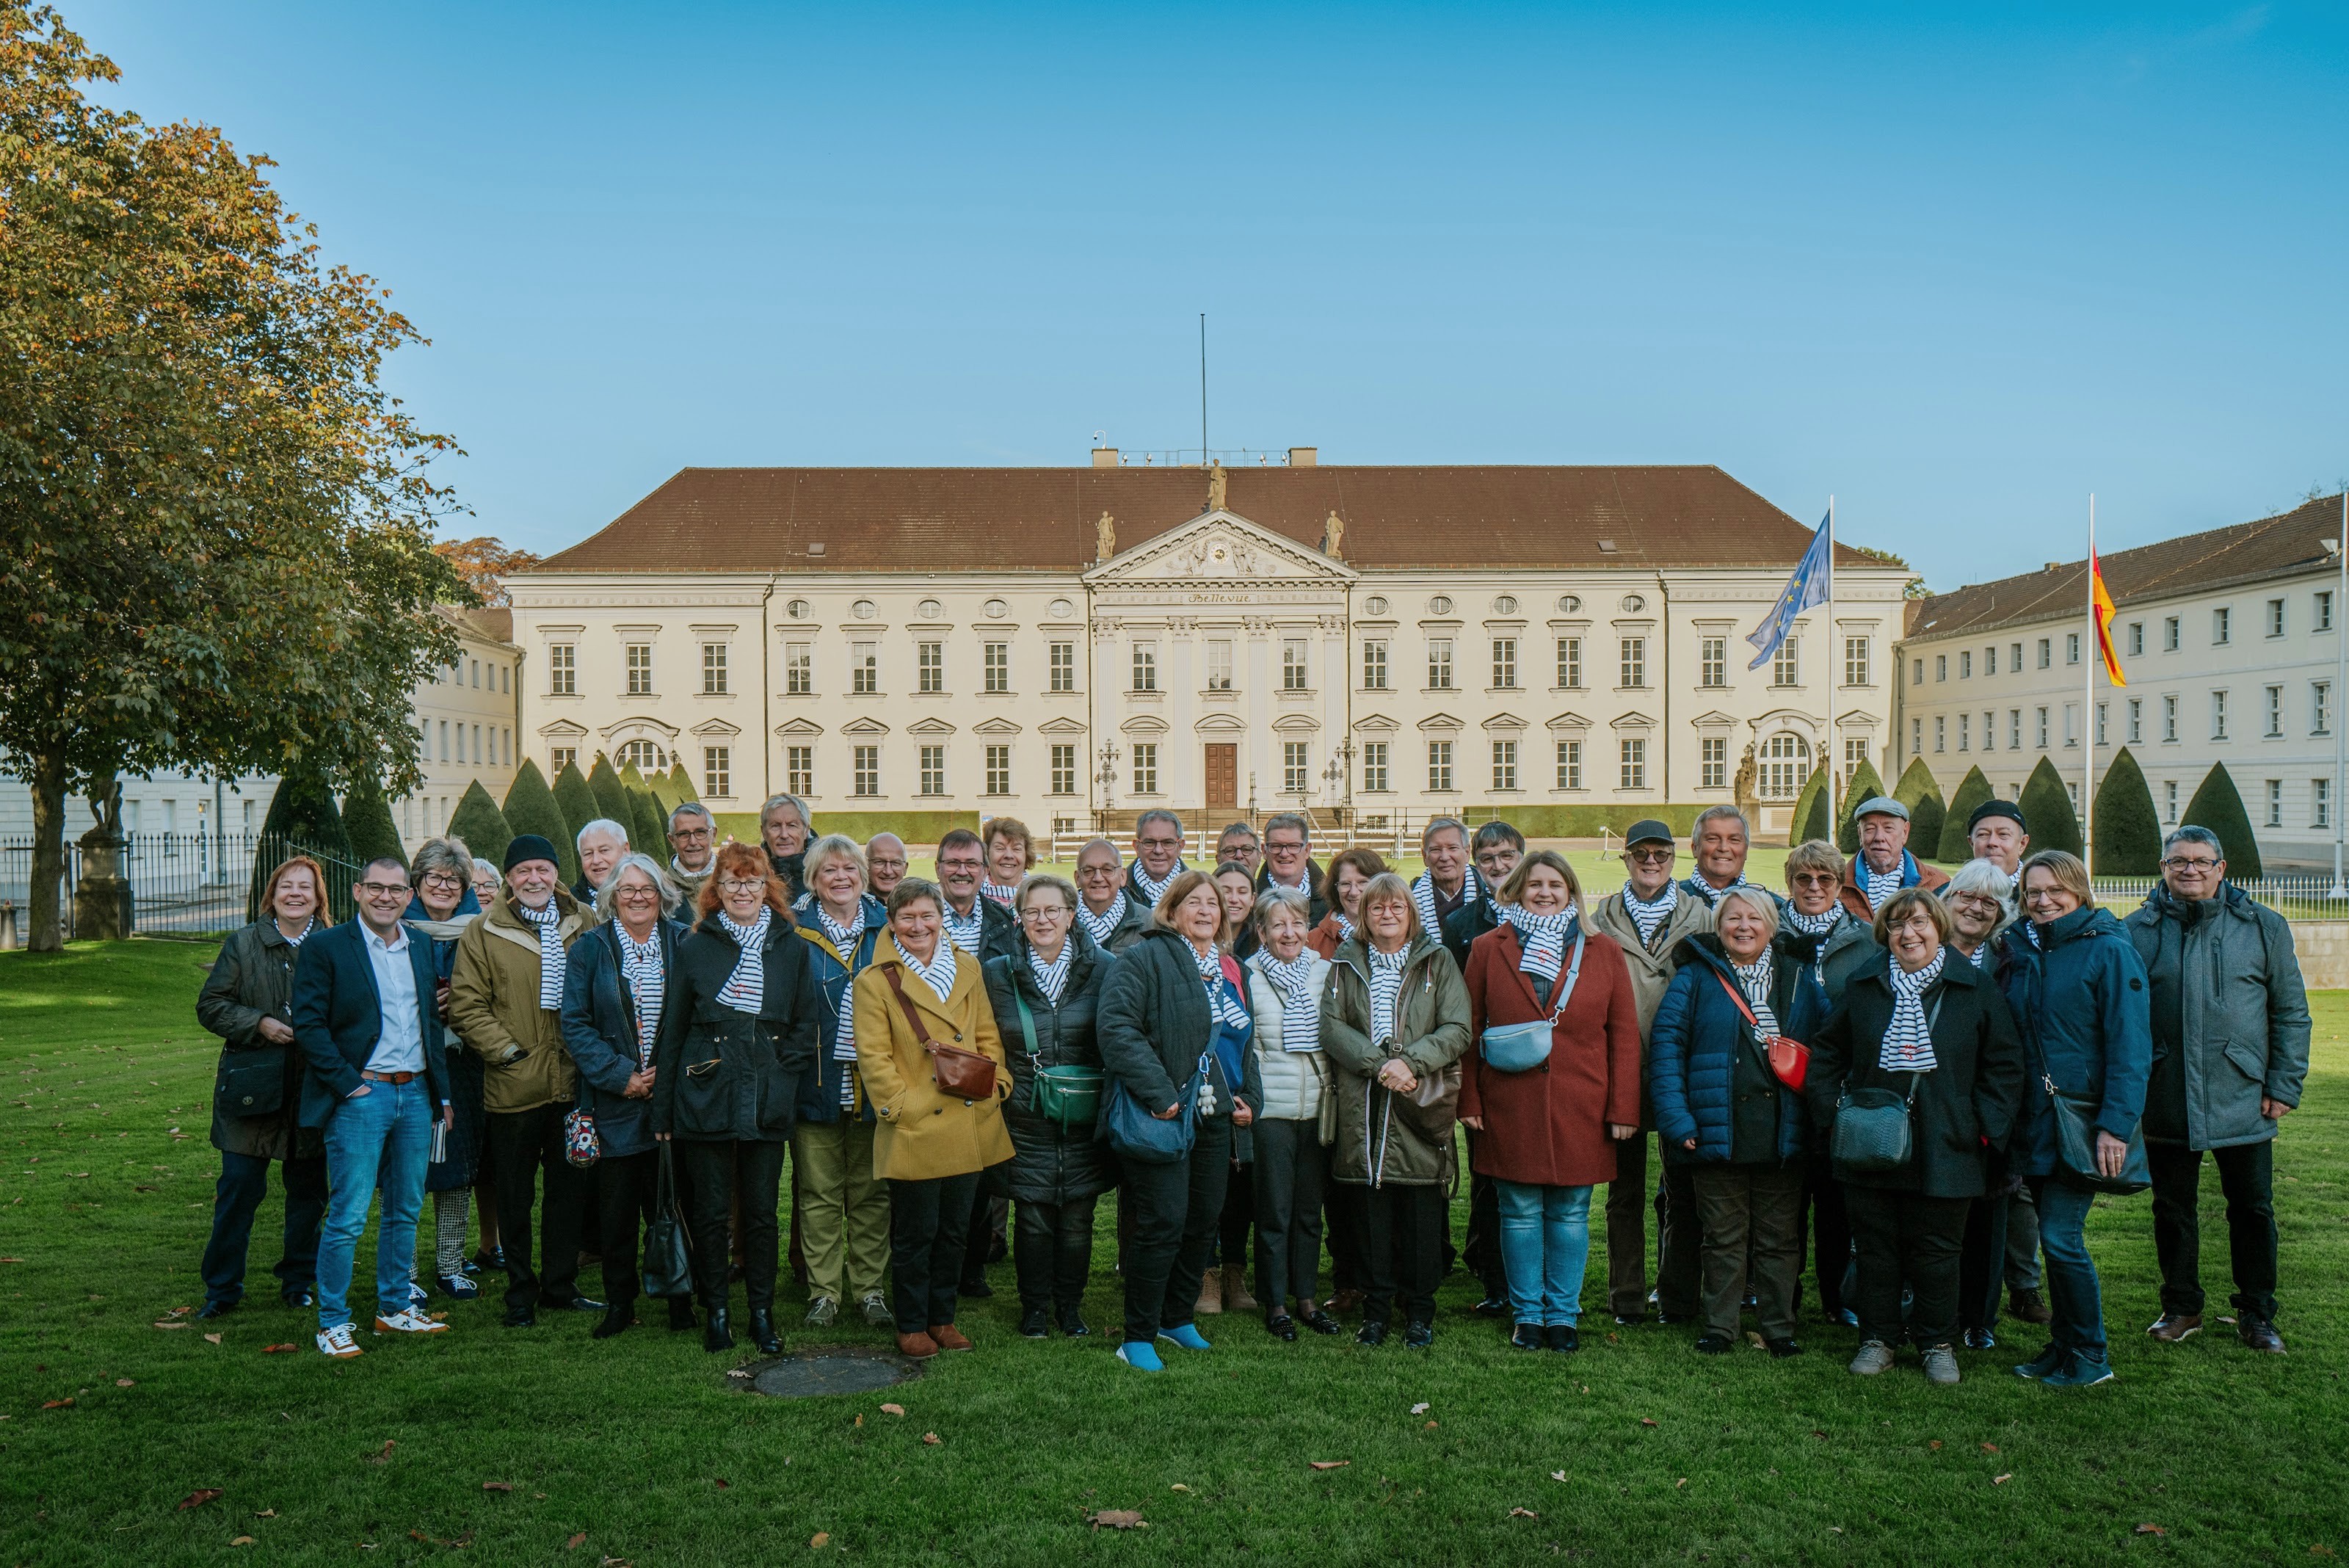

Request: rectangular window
left=439, top=720, right=449, bottom=763
left=2010, top=641, right=2023, bottom=671
left=1847, top=738, right=1870, bottom=775
left=918, top=746, right=945, bottom=796
left=1208, top=639, right=1234, bottom=692
left=2319, top=778, right=2334, bottom=830
left=918, top=641, right=944, bottom=693
left=1131, top=742, right=1158, bottom=795
left=1912, top=658, right=1924, bottom=686
left=551, top=746, right=576, bottom=777
left=2127, top=699, right=2141, bottom=743
left=1362, top=740, right=1390, bottom=794
left=1491, top=739, right=1518, bottom=791
left=1362, top=639, right=1389, bottom=691
left=1983, top=645, right=1997, bottom=677
left=1960, top=650, right=1972, bottom=680
left=785, top=642, right=812, bottom=694
left=2010, top=708, right=2022, bottom=749
left=2320, top=591, right=2336, bottom=632
left=2267, top=686, right=2284, bottom=736
left=2036, top=707, right=2050, bottom=748
left=548, top=643, right=576, bottom=695
left=851, top=641, right=878, bottom=694
left=1845, top=636, right=1870, bottom=686
left=1049, top=642, right=1075, bottom=692
left=2163, top=617, right=2180, bottom=652
left=985, top=744, right=1012, bottom=796
left=1131, top=642, right=1157, bottom=692
left=786, top=746, right=813, bottom=796
left=1050, top=744, right=1077, bottom=795
left=2320, top=681, right=2334, bottom=736
left=1621, top=636, right=1647, bottom=688
left=2037, top=639, right=2051, bottom=669
left=1428, top=638, right=1455, bottom=690
left=2214, top=606, right=2232, bottom=645
left=2165, top=780, right=2179, bottom=823
left=984, top=642, right=1009, bottom=694
left=625, top=643, right=653, bottom=695
left=1558, top=637, right=1583, bottom=689
left=1701, top=736, right=1727, bottom=788
left=1700, top=637, right=1727, bottom=688
left=854, top=746, right=880, bottom=797
left=1620, top=737, right=1647, bottom=790
left=2163, top=694, right=2179, bottom=742
left=1934, top=716, right=1946, bottom=753
left=1491, top=637, right=1517, bottom=689
left=1958, top=714, right=1969, bottom=752
left=2128, top=623, right=2143, bottom=657
left=1936, top=655, right=1947, bottom=682
left=1558, top=738, right=1584, bottom=791
left=2268, top=598, right=2286, bottom=637
left=703, top=746, right=730, bottom=798
left=701, top=642, right=729, bottom=694
left=2267, top=780, right=2283, bottom=828
left=1285, top=741, right=1311, bottom=794
left=2212, top=689, right=2229, bottom=740
left=1283, top=639, right=1310, bottom=691
left=2095, top=703, right=2107, bottom=746
left=2066, top=633, right=2081, bottom=665
left=1911, top=717, right=1923, bottom=755
left=1772, top=639, right=1798, bottom=687
left=1428, top=740, right=1454, bottom=793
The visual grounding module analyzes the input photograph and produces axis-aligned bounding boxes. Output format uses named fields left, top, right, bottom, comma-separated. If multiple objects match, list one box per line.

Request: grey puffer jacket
left=2123, top=884, right=2312, bottom=1150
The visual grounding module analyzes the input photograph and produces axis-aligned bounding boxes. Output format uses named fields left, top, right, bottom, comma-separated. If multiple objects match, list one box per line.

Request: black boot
left=704, top=1307, right=733, bottom=1353
left=592, top=1304, right=633, bottom=1340
left=667, top=1298, right=698, bottom=1332
left=747, top=1307, right=782, bottom=1355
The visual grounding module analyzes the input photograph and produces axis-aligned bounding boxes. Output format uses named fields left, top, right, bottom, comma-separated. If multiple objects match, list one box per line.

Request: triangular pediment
left=1038, top=716, right=1089, bottom=734
left=774, top=717, right=824, bottom=736
left=841, top=717, right=890, bottom=736
left=907, top=717, right=956, bottom=735
left=1545, top=711, right=1592, bottom=733
left=1689, top=710, right=1739, bottom=730
left=537, top=719, right=589, bottom=739
left=1836, top=708, right=1880, bottom=730
left=973, top=718, right=1022, bottom=735
left=1083, top=509, right=1357, bottom=587
left=688, top=718, right=741, bottom=738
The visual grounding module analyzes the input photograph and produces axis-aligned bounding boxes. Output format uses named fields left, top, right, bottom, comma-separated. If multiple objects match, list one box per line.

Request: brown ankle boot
left=929, top=1323, right=973, bottom=1352
left=1223, top=1263, right=1258, bottom=1313
left=1194, top=1267, right=1223, bottom=1315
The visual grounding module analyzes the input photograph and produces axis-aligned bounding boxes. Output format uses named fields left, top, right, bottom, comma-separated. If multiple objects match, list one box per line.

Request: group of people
left=195, top=789, right=2311, bottom=1386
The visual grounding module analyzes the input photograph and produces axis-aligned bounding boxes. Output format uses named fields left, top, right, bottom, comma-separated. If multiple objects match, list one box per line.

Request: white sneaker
left=374, top=1309, right=451, bottom=1335
left=316, top=1323, right=364, bottom=1358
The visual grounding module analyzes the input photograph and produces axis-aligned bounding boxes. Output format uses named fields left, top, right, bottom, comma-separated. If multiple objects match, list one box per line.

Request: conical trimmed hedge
left=627, top=785, right=666, bottom=860
left=2091, top=747, right=2162, bottom=876
left=248, top=770, right=355, bottom=922
left=588, top=752, right=631, bottom=829
left=503, top=759, right=581, bottom=885
left=446, top=781, right=513, bottom=872
left=2019, top=758, right=2085, bottom=859
left=1938, top=767, right=1995, bottom=861
left=2182, top=763, right=2264, bottom=879
left=1836, top=758, right=1888, bottom=854
left=1790, top=764, right=1829, bottom=848
left=668, top=763, right=698, bottom=802
left=551, top=761, right=600, bottom=849
left=342, top=777, right=407, bottom=873
left=1797, top=772, right=1831, bottom=846
left=1910, top=788, right=1946, bottom=864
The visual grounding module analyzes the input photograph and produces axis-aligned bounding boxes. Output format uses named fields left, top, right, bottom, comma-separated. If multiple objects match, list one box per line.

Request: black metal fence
left=0, top=831, right=366, bottom=940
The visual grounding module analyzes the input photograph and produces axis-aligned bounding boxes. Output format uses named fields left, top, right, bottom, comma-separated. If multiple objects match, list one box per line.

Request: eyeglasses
left=614, top=885, right=659, bottom=901
left=2161, top=857, right=2221, bottom=873
left=717, top=879, right=767, bottom=895
left=1949, top=894, right=2003, bottom=914
left=937, top=857, right=982, bottom=873
left=418, top=873, right=464, bottom=890
left=1790, top=872, right=1838, bottom=889
left=1078, top=863, right=1119, bottom=878
left=1020, top=905, right=1070, bottom=922
left=1138, top=835, right=1183, bottom=850
left=669, top=827, right=713, bottom=842
left=355, top=882, right=409, bottom=899
left=1266, top=838, right=1305, bottom=854
left=1627, top=848, right=1674, bottom=865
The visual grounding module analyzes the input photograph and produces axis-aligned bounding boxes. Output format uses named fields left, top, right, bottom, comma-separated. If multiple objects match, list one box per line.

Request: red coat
left=1458, top=924, right=1644, bottom=1188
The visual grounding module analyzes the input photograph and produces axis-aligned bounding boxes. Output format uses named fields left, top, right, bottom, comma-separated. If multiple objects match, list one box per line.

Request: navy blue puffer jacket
left=1648, top=933, right=1815, bottom=1165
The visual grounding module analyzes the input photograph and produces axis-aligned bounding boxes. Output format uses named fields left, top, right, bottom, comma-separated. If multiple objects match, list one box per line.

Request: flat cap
left=1853, top=796, right=1908, bottom=821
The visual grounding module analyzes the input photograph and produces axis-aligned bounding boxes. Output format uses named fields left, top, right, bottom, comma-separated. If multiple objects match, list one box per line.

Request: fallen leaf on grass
left=261, top=1343, right=297, bottom=1354
left=921, top=1433, right=940, bottom=1446
left=152, top=1321, right=187, bottom=1330
left=203, top=1333, right=222, bottom=1345
left=2135, top=1525, right=2166, bottom=1536
left=1308, top=1461, right=1349, bottom=1471
left=115, top=1379, right=134, bottom=1387
left=178, top=1489, right=223, bottom=1510
left=2311, top=1546, right=2337, bottom=1558
left=41, top=1398, right=73, bottom=1409
left=726, top=1368, right=752, bottom=1379
left=1992, top=1474, right=2013, bottom=1486
left=1550, top=1471, right=1568, bottom=1483
left=482, top=1482, right=515, bottom=1493
left=1981, top=1442, right=1999, bottom=1453
left=852, top=1415, right=863, bottom=1429
left=1811, top=1429, right=1828, bottom=1440
left=230, top=1536, right=255, bottom=1547
left=1423, top=1421, right=1438, bottom=1431
left=1169, top=1484, right=1191, bottom=1494
left=810, top=1532, right=830, bottom=1548
left=568, top=1532, right=588, bottom=1548
left=1088, top=1511, right=1144, bottom=1531
left=714, top=1478, right=729, bottom=1489
left=1745, top=1332, right=1765, bottom=1349
left=254, top=1511, right=275, bottom=1518
left=366, top=1441, right=395, bottom=1464
left=879, top=1403, right=904, bottom=1417
left=1410, top=1402, right=1429, bottom=1415
left=1675, top=1478, right=1688, bottom=1489
left=0, top=1257, right=20, bottom=1263
left=1509, top=1507, right=1539, bottom=1519
left=1639, top=1418, right=1659, bottom=1428
left=1928, top=1441, right=1942, bottom=1451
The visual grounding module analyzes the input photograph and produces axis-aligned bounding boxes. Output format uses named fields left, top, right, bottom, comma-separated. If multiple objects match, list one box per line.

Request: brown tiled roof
left=531, top=465, right=1879, bottom=575
left=1907, top=495, right=2349, bottom=642
left=438, top=604, right=515, bottom=645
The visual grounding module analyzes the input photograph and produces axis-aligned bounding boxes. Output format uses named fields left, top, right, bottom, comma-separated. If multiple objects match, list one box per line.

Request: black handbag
left=215, top=1047, right=288, bottom=1119
left=1829, top=993, right=1941, bottom=1173
left=2044, top=1075, right=2151, bottom=1195
left=641, top=1144, right=694, bottom=1299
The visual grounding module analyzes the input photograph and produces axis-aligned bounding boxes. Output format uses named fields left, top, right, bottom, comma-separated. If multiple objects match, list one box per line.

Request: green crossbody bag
left=1014, top=984, right=1103, bottom=1133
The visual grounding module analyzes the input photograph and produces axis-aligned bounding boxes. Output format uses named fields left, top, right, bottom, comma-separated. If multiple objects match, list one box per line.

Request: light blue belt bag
left=1478, top=934, right=1585, bottom=1072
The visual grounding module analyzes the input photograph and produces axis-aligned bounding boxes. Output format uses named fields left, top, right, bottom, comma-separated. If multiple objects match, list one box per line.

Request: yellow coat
left=852, top=935, right=1013, bottom=1181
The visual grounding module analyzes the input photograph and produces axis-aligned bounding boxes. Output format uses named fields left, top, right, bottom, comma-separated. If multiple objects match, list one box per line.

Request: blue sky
left=72, top=1, right=2349, bottom=591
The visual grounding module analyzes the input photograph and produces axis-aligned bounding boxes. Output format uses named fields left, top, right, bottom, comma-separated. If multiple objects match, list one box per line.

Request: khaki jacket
left=1583, top=885, right=1716, bottom=1039
left=852, top=934, right=1014, bottom=1181
left=1321, top=933, right=1473, bottom=1188
left=449, top=888, right=590, bottom=1114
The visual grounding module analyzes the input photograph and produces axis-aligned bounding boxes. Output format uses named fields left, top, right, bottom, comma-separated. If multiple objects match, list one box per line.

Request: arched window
left=1759, top=733, right=1809, bottom=799
left=618, top=739, right=668, bottom=772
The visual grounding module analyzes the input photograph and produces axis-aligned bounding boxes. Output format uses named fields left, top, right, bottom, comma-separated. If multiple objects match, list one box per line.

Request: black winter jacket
left=984, top=933, right=1119, bottom=1205
left=650, top=910, right=819, bottom=1143
left=1097, top=926, right=1261, bottom=1122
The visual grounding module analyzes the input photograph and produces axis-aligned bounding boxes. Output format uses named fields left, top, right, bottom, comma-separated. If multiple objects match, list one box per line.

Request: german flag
left=2091, top=550, right=2125, bottom=686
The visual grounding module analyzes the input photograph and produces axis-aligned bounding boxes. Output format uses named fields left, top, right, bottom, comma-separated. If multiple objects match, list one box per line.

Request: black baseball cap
left=1623, top=819, right=1675, bottom=849
left=1968, top=799, right=2027, bottom=833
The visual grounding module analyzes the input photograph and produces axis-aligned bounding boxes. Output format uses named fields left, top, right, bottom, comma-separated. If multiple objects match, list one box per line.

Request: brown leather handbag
left=882, top=964, right=998, bottom=1101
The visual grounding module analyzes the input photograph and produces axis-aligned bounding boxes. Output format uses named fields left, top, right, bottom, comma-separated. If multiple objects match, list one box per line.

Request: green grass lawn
left=3, top=937, right=2345, bottom=1565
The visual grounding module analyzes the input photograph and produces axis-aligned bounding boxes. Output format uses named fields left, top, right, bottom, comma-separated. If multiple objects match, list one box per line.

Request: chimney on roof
left=1288, top=446, right=1318, bottom=468
left=2044, top=561, right=2061, bottom=571
left=1092, top=447, right=1118, bottom=468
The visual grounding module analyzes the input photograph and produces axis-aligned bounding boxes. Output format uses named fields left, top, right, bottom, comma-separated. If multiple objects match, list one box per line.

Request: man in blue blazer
left=292, top=855, right=455, bottom=1357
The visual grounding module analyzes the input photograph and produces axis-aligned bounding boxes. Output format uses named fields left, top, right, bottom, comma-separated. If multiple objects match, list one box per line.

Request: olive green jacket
left=449, top=888, right=590, bottom=1114
left=1321, top=933, right=1472, bottom=1188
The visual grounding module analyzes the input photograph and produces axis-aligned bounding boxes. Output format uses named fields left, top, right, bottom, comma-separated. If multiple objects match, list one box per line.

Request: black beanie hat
left=502, top=833, right=560, bottom=874
left=1967, top=799, right=2026, bottom=834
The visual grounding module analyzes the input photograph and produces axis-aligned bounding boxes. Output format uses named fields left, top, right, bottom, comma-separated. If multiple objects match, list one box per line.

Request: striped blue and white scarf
left=1682, top=872, right=1751, bottom=909
left=813, top=904, right=868, bottom=1106
left=1253, top=951, right=1322, bottom=1053
left=982, top=880, right=1021, bottom=907
left=1861, top=853, right=1911, bottom=912
left=612, top=921, right=664, bottom=1064
left=1027, top=941, right=1073, bottom=1006
left=1193, top=943, right=1252, bottom=1031
left=1329, top=912, right=1357, bottom=948
left=941, top=899, right=985, bottom=957
left=1622, top=880, right=1680, bottom=950
left=715, top=907, right=772, bottom=1015
left=1367, top=944, right=1409, bottom=1048
left=1132, top=859, right=1187, bottom=908
left=1965, top=941, right=1992, bottom=970
left=1410, top=867, right=1479, bottom=946
left=1076, top=889, right=1129, bottom=948
left=904, top=940, right=957, bottom=1004
left=1732, top=951, right=1781, bottom=1038
left=1500, top=903, right=1578, bottom=989
left=1782, top=905, right=1842, bottom=988
left=519, top=897, right=566, bottom=1011
left=1881, top=948, right=1945, bottom=1072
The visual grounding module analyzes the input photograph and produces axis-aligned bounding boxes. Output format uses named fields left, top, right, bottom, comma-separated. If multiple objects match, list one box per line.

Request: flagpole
left=2085, top=495, right=2096, bottom=882
left=1826, top=495, right=1837, bottom=810
left=2333, top=487, right=2347, bottom=899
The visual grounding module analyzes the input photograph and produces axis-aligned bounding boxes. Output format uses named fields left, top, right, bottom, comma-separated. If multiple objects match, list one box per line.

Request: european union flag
left=1747, top=511, right=1832, bottom=670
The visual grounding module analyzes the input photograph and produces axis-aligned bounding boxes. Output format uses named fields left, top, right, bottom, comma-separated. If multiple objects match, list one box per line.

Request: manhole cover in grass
left=751, top=1349, right=918, bottom=1398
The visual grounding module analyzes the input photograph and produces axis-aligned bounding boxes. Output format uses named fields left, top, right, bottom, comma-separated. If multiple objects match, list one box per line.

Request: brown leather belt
left=361, top=1070, right=419, bottom=1084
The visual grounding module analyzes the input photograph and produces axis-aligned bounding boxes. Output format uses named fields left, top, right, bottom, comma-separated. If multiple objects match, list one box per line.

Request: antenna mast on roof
left=1199, top=313, right=1208, bottom=473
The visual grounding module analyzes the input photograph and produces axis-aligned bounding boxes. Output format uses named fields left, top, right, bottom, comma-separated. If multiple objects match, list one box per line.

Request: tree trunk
left=26, top=746, right=66, bottom=953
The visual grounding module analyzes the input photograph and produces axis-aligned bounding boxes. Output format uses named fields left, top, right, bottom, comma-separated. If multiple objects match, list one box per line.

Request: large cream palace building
left=504, top=453, right=1912, bottom=839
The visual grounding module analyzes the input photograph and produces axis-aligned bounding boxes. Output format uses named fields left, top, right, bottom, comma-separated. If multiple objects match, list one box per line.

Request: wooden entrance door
left=1204, top=744, right=1238, bottom=811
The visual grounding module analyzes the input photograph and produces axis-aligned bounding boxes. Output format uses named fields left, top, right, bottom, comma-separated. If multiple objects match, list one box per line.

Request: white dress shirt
left=360, top=921, right=425, bottom=1075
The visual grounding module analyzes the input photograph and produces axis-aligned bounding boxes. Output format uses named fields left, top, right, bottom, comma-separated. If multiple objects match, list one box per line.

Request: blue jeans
left=200, top=1152, right=327, bottom=1307
left=317, top=1079, right=432, bottom=1330
left=2030, top=1177, right=2107, bottom=1360
left=1496, top=1180, right=1594, bottom=1327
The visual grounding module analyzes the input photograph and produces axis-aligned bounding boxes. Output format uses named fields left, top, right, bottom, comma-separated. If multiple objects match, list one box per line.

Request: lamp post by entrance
left=1094, top=741, right=1121, bottom=834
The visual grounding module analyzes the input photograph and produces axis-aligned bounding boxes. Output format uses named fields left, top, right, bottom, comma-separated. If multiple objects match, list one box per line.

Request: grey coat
left=197, top=920, right=325, bottom=1161
left=2123, top=885, right=2312, bottom=1150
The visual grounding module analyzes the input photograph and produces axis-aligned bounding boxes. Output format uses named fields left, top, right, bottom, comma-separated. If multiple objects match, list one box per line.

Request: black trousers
left=1652, top=1153, right=1702, bottom=1318
left=2149, top=1140, right=2279, bottom=1321
left=594, top=1148, right=658, bottom=1308
left=484, top=1106, right=585, bottom=1313
left=1463, top=1128, right=1506, bottom=1298
left=1249, top=1118, right=1328, bottom=1307
left=1013, top=1194, right=1098, bottom=1313
left=678, top=1136, right=785, bottom=1313
left=1801, top=1147, right=1853, bottom=1317
left=1362, top=1181, right=1448, bottom=1326
left=1324, top=1178, right=1370, bottom=1295
left=1121, top=1118, right=1232, bottom=1343
left=1845, top=1186, right=1969, bottom=1349
left=1216, top=1159, right=1255, bottom=1272
left=1958, top=1191, right=2012, bottom=1332
left=893, top=1170, right=981, bottom=1333
left=200, top=1151, right=327, bottom=1307
left=957, top=1163, right=1011, bottom=1288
